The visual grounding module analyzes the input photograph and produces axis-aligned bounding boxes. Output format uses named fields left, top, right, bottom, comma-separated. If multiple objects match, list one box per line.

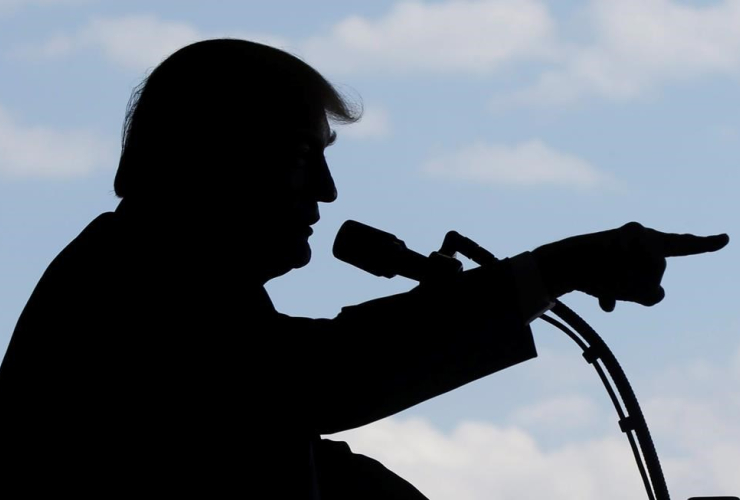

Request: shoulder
left=13, top=212, right=124, bottom=328
left=2, top=212, right=124, bottom=385
left=53, top=212, right=121, bottom=266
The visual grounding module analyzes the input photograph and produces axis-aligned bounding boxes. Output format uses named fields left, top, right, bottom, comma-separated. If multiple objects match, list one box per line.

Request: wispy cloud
left=301, top=0, right=559, bottom=75
left=334, top=416, right=643, bottom=500
left=0, top=105, right=114, bottom=178
left=497, top=0, right=740, bottom=107
left=334, top=343, right=740, bottom=499
left=11, top=15, right=202, bottom=71
left=11, top=1, right=558, bottom=76
left=0, top=0, right=92, bottom=15
left=10, top=14, right=290, bottom=73
left=340, top=105, right=391, bottom=140
left=509, top=394, right=600, bottom=430
left=422, top=140, right=616, bottom=190
left=14, top=0, right=740, bottom=107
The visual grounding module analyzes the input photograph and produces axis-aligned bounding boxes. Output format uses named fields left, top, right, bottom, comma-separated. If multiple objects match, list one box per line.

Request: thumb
left=637, top=285, right=666, bottom=307
left=599, top=296, right=616, bottom=313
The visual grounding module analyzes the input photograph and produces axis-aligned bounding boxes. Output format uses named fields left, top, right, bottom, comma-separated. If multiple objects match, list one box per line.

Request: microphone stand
left=334, top=221, right=737, bottom=500
left=435, top=229, right=737, bottom=500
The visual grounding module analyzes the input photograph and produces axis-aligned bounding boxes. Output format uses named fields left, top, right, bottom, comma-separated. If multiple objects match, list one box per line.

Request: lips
left=301, top=214, right=319, bottom=235
left=287, top=205, right=319, bottom=236
left=289, top=223, right=313, bottom=238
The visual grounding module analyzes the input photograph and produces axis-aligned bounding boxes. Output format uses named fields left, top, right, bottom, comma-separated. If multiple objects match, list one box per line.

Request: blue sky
left=1, top=0, right=738, bottom=498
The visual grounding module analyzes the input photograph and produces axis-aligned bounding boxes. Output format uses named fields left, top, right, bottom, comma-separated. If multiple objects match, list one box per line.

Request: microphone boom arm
left=435, top=229, right=670, bottom=500
left=332, top=220, right=737, bottom=500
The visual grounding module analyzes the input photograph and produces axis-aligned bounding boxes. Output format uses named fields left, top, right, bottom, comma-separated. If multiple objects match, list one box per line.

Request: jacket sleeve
left=297, top=257, right=538, bottom=435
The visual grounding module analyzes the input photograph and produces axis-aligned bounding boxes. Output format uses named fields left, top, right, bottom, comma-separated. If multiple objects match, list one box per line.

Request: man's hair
left=114, top=38, right=361, bottom=199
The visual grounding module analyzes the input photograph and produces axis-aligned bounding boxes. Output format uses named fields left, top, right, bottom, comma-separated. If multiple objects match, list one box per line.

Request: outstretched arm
left=302, top=258, right=537, bottom=435
left=303, top=222, right=729, bottom=435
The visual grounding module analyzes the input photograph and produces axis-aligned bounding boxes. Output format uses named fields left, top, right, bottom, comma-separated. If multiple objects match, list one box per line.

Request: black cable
left=437, top=230, right=670, bottom=500
left=549, top=300, right=671, bottom=500
left=540, top=312, right=656, bottom=500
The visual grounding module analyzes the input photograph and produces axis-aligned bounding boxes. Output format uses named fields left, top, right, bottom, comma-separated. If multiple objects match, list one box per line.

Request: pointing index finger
left=659, top=232, right=729, bottom=257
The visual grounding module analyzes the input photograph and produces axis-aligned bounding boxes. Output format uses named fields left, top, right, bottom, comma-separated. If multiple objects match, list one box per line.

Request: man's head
left=114, top=38, right=361, bottom=282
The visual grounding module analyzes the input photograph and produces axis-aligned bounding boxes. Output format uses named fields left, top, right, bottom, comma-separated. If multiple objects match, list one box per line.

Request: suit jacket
left=0, top=210, right=537, bottom=497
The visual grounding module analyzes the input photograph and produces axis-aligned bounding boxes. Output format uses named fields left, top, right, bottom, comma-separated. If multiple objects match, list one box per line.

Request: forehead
left=282, top=110, right=332, bottom=144
left=296, top=104, right=329, bottom=131
left=242, top=97, right=333, bottom=149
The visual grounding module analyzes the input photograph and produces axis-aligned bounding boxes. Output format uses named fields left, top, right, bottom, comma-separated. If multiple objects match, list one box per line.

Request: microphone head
left=332, top=220, right=408, bottom=279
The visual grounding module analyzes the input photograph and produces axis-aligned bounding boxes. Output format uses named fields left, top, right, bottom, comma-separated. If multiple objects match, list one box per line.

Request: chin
left=292, top=241, right=312, bottom=269
left=291, top=248, right=311, bottom=269
left=265, top=241, right=312, bottom=281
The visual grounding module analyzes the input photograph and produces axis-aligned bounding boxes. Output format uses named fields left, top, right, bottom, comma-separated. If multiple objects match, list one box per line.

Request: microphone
left=332, top=220, right=461, bottom=282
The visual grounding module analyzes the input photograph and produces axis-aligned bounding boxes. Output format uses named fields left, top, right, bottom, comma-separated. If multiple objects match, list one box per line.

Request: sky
left=0, top=0, right=738, bottom=498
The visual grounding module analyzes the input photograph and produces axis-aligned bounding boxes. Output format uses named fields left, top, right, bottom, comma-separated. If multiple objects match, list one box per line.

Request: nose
left=313, top=156, right=337, bottom=203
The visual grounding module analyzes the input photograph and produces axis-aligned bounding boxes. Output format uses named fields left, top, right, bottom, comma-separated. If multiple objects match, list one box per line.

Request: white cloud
left=14, top=0, right=740, bottom=109
left=422, top=140, right=615, bottom=190
left=332, top=417, right=643, bottom=500
left=640, top=349, right=740, bottom=496
left=329, top=343, right=740, bottom=499
left=301, top=0, right=559, bottom=75
left=0, top=106, right=114, bottom=178
left=340, top=105, right=391, bottom=139
left=501, top=0, right=740, bottom=106
left=10, top=14, right=291, bottom=73
left=643, top=345, right=740, bottom=444
left=509, top=394, right=600, bottom=430
left=0, top=0, right=91, bottom=13
left=647, top=395, right=740, bottom=455
left=76, top=15, right=204, bottom=71
left=11, top=15, right=202, bottom=71
left=12, top=1, right=558, bottom=76
left=0, top=0, right=89, bottom=4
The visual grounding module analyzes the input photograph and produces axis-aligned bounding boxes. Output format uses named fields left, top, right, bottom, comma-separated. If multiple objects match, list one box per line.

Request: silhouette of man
left=0, top=39, right=728, bottom=497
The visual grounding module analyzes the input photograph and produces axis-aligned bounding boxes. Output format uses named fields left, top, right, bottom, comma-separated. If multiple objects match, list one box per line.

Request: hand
left=532, top=222, right=729, bottom=312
